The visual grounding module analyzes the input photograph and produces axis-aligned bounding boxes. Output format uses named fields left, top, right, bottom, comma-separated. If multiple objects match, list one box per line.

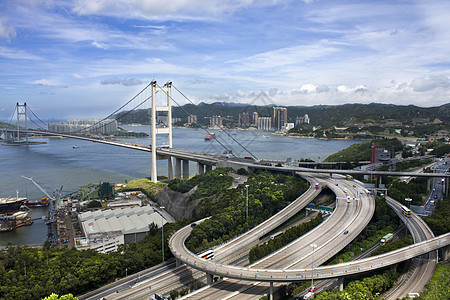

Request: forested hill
left=113, top=102, right=450, bottom=128
left=0, top=121, right=16, bottom=129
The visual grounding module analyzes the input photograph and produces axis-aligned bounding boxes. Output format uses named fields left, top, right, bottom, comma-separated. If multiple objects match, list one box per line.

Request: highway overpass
left=169, top=222, right=448, bottom=282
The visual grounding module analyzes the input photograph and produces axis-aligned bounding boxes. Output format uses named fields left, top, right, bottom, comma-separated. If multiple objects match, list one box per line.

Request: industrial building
left=75, top=205, right=167, bottom=253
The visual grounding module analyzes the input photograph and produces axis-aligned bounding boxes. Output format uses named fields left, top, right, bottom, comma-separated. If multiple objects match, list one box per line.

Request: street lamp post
left=160, top=206, right=165, bottom=262
left=405, top=198, right=412, bottom=208
left=310, top=243, right=317, bottom=298
left=245, top=185, right=249, bottom=220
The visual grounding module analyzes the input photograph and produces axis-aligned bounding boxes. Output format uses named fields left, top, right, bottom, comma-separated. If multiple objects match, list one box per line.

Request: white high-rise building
left=258, top=117, right=272, bottom=131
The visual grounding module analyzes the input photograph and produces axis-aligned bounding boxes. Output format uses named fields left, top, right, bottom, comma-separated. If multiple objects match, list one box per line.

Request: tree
left=42, top=293, right=78, bottom=300
left=87, top=200, right=102, bottom=208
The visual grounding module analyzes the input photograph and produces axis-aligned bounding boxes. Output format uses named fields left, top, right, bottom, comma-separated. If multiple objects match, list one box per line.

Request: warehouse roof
left=79, top=205, right=167, bottom=236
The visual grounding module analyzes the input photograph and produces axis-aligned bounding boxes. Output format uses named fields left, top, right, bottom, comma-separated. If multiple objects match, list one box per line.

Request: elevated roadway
left=170, top=220, right=448, bottom=282
left=95, top=174, right=323, bottom=300
left=17, top=129, right=450, bottom=179
left=169, top=176, right=375, bottom=299
left=168, top=179, right=447, bottom=299
left=384, top=196, right=437, bottom=299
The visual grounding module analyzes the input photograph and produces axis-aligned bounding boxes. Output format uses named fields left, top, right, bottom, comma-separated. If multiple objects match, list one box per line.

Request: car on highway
left=309, top=286, right=318, bottom=292
left=303, top=292, right=313, bottom=299
left=344, top=230, right=349, bottom=235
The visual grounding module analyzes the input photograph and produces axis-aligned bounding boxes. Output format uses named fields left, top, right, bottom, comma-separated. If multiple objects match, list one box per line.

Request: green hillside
left=112, top=103, right=449, bottom=138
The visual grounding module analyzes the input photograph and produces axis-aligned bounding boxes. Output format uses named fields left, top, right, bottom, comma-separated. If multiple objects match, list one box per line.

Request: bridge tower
left=16, top=102, right=28, bottom=143
left=151, top=81, right=173, bottom=183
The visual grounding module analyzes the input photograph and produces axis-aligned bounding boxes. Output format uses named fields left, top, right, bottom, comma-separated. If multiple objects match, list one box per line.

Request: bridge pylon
left=151, top=81, right=173, bottom=183
left=16, top=103, right=28, bottom=143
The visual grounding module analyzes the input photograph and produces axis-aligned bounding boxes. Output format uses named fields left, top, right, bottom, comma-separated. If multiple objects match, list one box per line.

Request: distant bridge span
left=11, top=129, right=450, bottom=180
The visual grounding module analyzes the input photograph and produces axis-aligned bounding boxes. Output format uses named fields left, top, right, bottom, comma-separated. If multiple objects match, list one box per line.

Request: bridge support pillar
left=337, top=277, right=344, bottom=291
left=175, top=258, right=182, bottom=267
left=168, top=157, right=174, bottom=180
left=205, top=165, right=213, bottom=172
left=197, top=163, right=205, bottom=175
left=390, top=263, right=398, bottom=271
left=206, top=273, right=213, bottom=285
left=269, top=282, right=273, bottom=300
left=175, top=158, right=182, bottom=179
left=183, top=160, right=189, bottom=180
left=439, top=245, right=449, bottom=262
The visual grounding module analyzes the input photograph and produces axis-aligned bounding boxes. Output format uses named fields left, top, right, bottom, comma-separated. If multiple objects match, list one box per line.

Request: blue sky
left=1, top=0, right=450, bottom=120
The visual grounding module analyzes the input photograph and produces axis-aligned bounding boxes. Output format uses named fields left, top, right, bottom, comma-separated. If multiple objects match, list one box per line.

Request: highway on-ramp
left=384, top=196, right=437, bottom=299
left=170, top=176, right=376, bottom=299
left=99, top=174, right=323, bottom=300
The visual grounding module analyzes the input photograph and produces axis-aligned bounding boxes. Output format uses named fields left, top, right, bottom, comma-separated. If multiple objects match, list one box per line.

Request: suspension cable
left=8, top=105, right=16, bottom=126
left=171, top=84, right=258, bottom=160
left=70, top=95, right=152, bottom=135
left=27, top=105, right=48, bottom=128
left=156, top=83, right=235, bottom=156
left=68, top=81, right=154, bottom=135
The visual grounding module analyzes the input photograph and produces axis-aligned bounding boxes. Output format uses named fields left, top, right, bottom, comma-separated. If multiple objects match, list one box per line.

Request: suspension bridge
left=2, top=80, right=450, bottom=299
left=1, top=81, right=449, bottom=185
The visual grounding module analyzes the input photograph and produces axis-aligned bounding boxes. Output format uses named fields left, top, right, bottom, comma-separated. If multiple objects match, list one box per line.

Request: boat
left=204, top=133, right=215, bottom=141
left=0, top=210, right=32, bottom=232
left=24, top=196, right=49, bottom=207
left=11, top=210, right=29, bottom=220
left=0, top=197, right=27, bottom=214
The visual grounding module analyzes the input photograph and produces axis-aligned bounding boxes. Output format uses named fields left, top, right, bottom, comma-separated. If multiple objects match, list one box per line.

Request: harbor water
left=0, top=127, right=360, bottom=246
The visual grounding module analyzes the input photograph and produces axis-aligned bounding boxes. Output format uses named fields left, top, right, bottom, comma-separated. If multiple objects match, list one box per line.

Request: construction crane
left=21, top=175, right=53, bottom=200
left=21, top=175, right=63, bottom=245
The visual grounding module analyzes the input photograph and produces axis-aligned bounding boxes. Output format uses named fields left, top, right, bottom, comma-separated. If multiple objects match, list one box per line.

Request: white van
left=303, top=292, right=313, bottom=299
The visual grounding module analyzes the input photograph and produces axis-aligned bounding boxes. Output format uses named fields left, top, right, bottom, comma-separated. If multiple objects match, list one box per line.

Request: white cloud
left=299, top=84, right=329, bottom=94
left=30, top=79, right=66, bottom=87
left=11, top=5, right=173, bottom=52
left=71, top=0, right=254, bottom=20
left=0, top=46, right=41, bottom=60
left=0, top=18, right=16, bottom=41
left=230, top=41, right=340, bottom=72
left=300, top=84, right=316, bottom=93
left=92, top=41, right=108, bottom=49
left=100, top=78, right=145, bottom=86
left=145, top=57, right=165, bottom=64
left=409, top=75, right=449, bottom=92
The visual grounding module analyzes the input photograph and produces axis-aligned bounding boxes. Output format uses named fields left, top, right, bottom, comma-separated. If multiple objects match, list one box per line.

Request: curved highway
left=78, top=167, right=448, bottom=300
left=169, top=176, right=376, bottom=299
left=102, top=174, right=323, bottom=299
left=168, top=178, right=448, bottom=299
left=170, top=221, right=448, bottom=282
left=384, top=196, right=437, bottom=299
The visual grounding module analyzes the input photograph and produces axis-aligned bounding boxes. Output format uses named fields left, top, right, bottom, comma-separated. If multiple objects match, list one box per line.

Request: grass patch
left=118, top=178, right=166, bottom=196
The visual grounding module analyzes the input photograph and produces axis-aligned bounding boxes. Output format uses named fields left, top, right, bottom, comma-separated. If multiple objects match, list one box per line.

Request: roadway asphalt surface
left=170, top=175, right=376, bottom=299
left=79, top=261, right=177, bottom=300
left=82, top=173, right=448, bottom=300
left=384, top=196, right=437, bottom=300
left=170, top=178, right=449, bottom=299
left=94, top=174, right=322, bottom=300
